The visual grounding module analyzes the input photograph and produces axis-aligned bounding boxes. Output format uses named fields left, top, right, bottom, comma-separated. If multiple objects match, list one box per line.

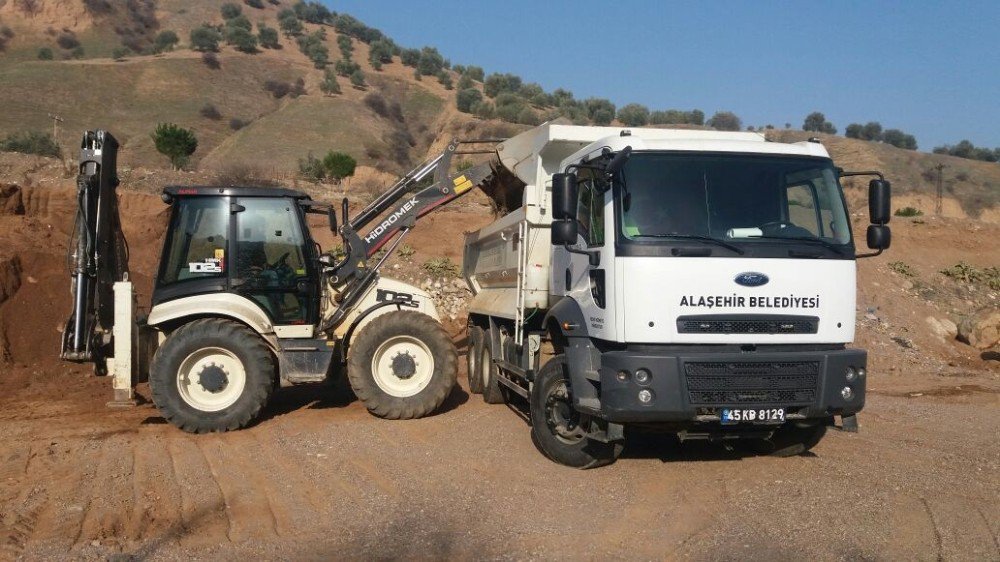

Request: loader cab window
left=160, top=197, right=228, bottom=284
left=234, top=197, right=313, bottom=324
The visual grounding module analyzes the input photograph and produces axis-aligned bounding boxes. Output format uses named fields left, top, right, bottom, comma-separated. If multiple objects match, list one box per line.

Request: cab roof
left=163, top=185, right=311, bottom=200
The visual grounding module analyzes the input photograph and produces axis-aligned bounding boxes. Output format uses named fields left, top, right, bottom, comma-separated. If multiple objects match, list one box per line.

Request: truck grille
left=684, top=361, right=819, bottom=405
left=677, top=315, right=818, bottom=335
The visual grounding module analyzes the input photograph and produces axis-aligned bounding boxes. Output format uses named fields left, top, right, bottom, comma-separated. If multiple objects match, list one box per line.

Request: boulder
left=957, top=310, right=1000, bottom=350
left=925, top=316, right=958, bottom=340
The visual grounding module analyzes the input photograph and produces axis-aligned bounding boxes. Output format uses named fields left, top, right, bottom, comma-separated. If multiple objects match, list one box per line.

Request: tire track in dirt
left=125, top=435, right=183, bottom=545
left=24, top=439, right=100, bottom=554
left=76, top=436, right=135, bottom=546
left=197, top=435, right=280, bottom=542
left=165, top=436, right=230, bottom=548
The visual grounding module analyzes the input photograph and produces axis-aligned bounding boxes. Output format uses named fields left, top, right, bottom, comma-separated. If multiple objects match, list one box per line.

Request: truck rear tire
left=480, top=333, right=504, bottom=404
left=149, top=318, right=276, bottom=433
left=466, top=325, right=485, bottom=394
left=754, top=421, right=829, bottom=457
left=348, top=310, right=457, bottom=419
left=529, top=356, right=623, bottom=469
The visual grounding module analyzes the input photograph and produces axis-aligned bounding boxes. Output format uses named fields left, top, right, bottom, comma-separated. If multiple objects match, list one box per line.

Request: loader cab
left=153, top=186, right=320, bottom=327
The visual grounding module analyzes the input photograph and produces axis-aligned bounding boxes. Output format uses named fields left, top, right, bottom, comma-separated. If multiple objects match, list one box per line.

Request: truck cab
left=464, top=124, right=891, bottom=468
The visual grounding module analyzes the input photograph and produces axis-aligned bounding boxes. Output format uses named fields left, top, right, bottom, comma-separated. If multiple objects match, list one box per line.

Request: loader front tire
left=348, top=311, right=457, bottom=419
left=150, top=318, right=275, bottom=433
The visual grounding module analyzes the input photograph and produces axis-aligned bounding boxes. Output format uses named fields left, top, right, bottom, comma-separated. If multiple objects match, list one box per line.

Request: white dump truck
left=463, top=123, right=891, bottom=468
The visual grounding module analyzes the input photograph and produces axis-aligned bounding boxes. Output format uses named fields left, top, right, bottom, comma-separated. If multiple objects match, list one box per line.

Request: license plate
left=720, top=408, right=785, bottom=425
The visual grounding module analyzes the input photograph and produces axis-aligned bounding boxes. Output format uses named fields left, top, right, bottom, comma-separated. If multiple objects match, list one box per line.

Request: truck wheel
left=480, top=333, right=504, bottom=404
left=150, top=318, right=275, bottom=433
left=348, top=310, right=457, bottom=419
left=529, top=356, right=623, bottom=469
left=466, top=326, right=485, bottom=394
left=754, top=421, right=829, bottom=457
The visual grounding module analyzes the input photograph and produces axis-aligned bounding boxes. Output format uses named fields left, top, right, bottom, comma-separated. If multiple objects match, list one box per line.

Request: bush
left=336, top=34, right=353, bottom=59
left=70, top=46, right=86, bottom=59
left=472, top=100, right=495, bottom=120
left=888, top=261, right=917, bottom=277
left=484, top=72, right=522, bottom=97
left=515, top=106, right=540, bottom=126
left=201, top=51, right=220, bottom=69
left=894, top=206, right=923, bottom=217
left=190, top=25, right=222, bottom=52
left=38, top=47, right=54, bottom=60
left=399, top=48, right=420, bottom=67
left=334, top=58, right=360, bottom=77
left=803, top=112, right=836, bottom=134
left=320, top=69, right=341, bottom=95
left=422, top=257, right=459, bottom=278
left=363, top=93, right=402, bottom=121
left=0, top=26, right=13, bottom=51
left=456, top=88, right=482, bottom=113
left=617, top=103, right=650, bottom=126
left=298, top=152, right=325, bottom=181
left=707, top=111, right=742, bottom=131
left=199, top=103, right=221, bottom=120
left=464, top=65, right=484, bottom=81
left=417, top=46, right=444, bottom=76
left=263, top=80, right=291, bottom=98
left=151, top=123, right=197, bottom=169
left=437, top=71, right=453, bottom=90
left=296, top=32, right=328, bottom=68
left=0, top=131, right=61, bottom=158
left=56, top=33, right=80, bottom=50
left=225, top=25, right=258, bottom=53
left=933, top=139, right=998, bottom=162
left=229, top=118, right=248, bottom=130
left=585, top=98, right=616, bottom=125
left=940, top=262, right=1000, bottom=290
left=112, top=46, right=130, bottom=60
left=349, top=69, right=366, bottom=88
left=881, top=129, right=917, bottom=150
left=220, top=3, right=242, bottom=19
left=294, top=1, right=332, bottom=24
left=457, top=73, right=474, bottom=90
left=153, top=30, right=179, bottom=53
left=369, top=38, right=394, bottom=65
left=323, top=151, right=357, bottom=181
left=279, top=13, right=303, bottom=37
left=258, top=24, right=279, bottom=49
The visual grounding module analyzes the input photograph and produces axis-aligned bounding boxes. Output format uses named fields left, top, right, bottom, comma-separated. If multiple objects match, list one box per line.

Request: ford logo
left=735, top=272, right=769, bottom=287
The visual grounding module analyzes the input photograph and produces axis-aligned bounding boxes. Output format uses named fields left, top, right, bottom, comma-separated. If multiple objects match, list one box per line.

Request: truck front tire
left=149, top=318, right=276, bottom=433
left=348, top=311, right=457, bottom=419
left=529, top=356, right=623, bottom=469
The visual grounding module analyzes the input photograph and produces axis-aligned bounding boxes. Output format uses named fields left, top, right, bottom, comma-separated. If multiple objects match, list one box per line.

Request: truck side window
left=576, top=178, right=604, bottom=247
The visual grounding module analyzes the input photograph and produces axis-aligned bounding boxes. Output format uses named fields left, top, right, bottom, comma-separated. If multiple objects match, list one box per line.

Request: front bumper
left=595, top=346, right=866, bottom=423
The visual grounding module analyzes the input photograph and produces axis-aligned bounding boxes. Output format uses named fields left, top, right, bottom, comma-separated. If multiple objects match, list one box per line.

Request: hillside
left=0, top=0, right=998, bottom=218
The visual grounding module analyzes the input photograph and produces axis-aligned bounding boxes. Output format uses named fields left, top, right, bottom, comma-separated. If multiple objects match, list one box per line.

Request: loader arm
left=60, top=130, right=129, bottom=371
left=319, top=139, right=503, bottom=332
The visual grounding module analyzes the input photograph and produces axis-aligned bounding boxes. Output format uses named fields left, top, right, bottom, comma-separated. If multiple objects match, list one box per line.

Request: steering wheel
left=270, top=252, right=290, bottom=270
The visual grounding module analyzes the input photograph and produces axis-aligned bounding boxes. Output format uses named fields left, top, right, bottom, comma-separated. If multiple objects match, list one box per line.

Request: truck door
left=233, top=197, right=318, bottom=336
left=559, top=172, right=618, bottom=341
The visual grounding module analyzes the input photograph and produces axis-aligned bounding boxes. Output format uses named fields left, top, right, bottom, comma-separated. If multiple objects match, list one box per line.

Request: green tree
left=483, top=72, right=522, bottom=97
left=153, top=30, right=179, bottom=53
left=437, top=71, right=453, bottom=90
left=323, top=151, right=356, bottom=182
left=707, top=111, right=742, bottom=131
left=399, top=48, right=420, bottom=67
left=464, top=65, right=484, bottom=81
left=190, top=25, right=222, bottom=52
left=584, top=98, right=616, bottom=125
left=368, top=38, right=393, bottom=66
left=417, top=46, right=444, bottom=75
left=320, top=69, right=341, bottom=95
left=457, top=73, right=474, bottom=90
left=845, top=123, right=863, bottom=139
left=279, top=13, right=303, bottom=37
left=151, top=123, right=198, bottom=169
left=336, top=34, right=353, bottom=59
left=257, top=24, right=279, bottom=49
left=617, top=103, right=650, bottom=126
left=112, top=47, right=130, bottom=61
left=456, top=88, right=483, bottom=113
left=220, top=3, right=242, bottom=19
left=37, top=47, right=54, bottom=60
left=349, top=69, right=366, bottom=88
left=226, top=26, right=258, bottom=53
left=803, top=111, right=836, bottom=134
left=334, top=58, right=360, bottom=77
left=881, top=129, right=917, bottom=150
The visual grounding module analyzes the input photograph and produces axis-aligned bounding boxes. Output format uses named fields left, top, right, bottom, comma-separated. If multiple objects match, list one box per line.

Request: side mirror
left=866, top=224, right=891, bottom=250
left=328, top=207, right=338, bottom=234
left=868, top=179, right=891, bottom=224
left=605, top=145, right=633, bottom=176
left=551, top=219, right=578, bottom=245
left=551, top=172, right=578, bottom=220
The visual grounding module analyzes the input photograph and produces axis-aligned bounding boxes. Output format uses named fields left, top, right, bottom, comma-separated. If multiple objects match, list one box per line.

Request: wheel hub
left=390, top=351, right=417, bottom=380
left=545, top=383, right=585, bottom=442
left=198, top=363, right=229, bottom=393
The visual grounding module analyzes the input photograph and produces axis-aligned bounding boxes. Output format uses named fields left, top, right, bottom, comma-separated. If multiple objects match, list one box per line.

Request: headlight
left=616, top=370, right=629, bottom=382
left=846, top=367, right=857, bottom=382
left=638, top=389, right=654, bottom=404
left=634, top=368, right=651, bottom=385
left=841, top=386, right=855, bottom=400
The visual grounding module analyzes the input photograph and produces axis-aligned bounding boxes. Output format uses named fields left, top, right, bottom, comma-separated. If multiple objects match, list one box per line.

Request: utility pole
left=934, top=163, right=945, bottom=217
left=47, top=113, right=64, bottom=142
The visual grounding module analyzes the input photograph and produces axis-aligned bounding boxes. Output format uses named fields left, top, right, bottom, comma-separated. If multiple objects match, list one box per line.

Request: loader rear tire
left=348, top=311, right=457, bottom=419
left=150, top=318, right=275, bottom=433
left=466, top=325, right=485, bottom=394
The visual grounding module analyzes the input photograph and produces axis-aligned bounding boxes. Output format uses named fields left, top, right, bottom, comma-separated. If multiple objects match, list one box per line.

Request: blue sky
left=320, top=1, right=999, bottom=151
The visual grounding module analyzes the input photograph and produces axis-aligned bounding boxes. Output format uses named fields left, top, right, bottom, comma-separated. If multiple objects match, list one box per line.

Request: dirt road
left=1, top=357, right=997, bottom=561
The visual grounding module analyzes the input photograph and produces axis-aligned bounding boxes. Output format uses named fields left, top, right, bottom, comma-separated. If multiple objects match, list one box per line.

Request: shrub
left=199, top=103, right=222, bottom=120
left=279, top=13, right=303, bottom=37
left=294, top=1, right=332, bottom=24
left=299, top=152, right=325, bottom=181
left=888, top=261, right=917, bottom=277
left=364, top=92, right=388, bottom=118
left=881, top=129, right=917, bottom=150
left=437, top=71, right=453, bottom=89
left=483, top=72, right=522, bottom=97
left=225, top=25, right=258, bottom=53
left=322, top=151, right=357, bottom=181
left=422, top=257, right=459, bottom=278
left=349, top=69, right=366, bottom=88
left=940, top=262, right=999, bottom=290
left=336, top=34, right=352, bottom=59
left=0, top=131, right=61, bottom=158
left=201, top=51, right=220, bottom=69
left=584, top=98, right=616, bottom=125
left=707, top=111, right=742, bottom=131
left=464, top=65, right=484, bottom=81
left=153, top=30, right=179, bottom=53
left=456, top=88, right=482, bottom=113
left=417, top=46, right=444, bottom=76
left=398, top=244, right=415, bottom=258
left=112, top=46, right=130, bottom=60
left=472, top=100, right=495, bottom=120
left=220, top=3, right=242, bottom=19
left=894, top=206, right=923, bottom=217
left=38, top=47, right=54, bottom=60
left=515, top=106, right=540, bottom=126
left=229, top=118, right=248, bottom=130
left=933, top=140, right=998, bottom=162
left=296, top=32, right=329, bottom=68
left=368, top=38, right=394, bottom=65
left=56, top=32, right=80, bottom=50
left=320, top=69, right=341, bottom=95
left=399, top=48, right=420, bottom=67
left=70, top=46, right=85, bottom=59
left=334, top=58, right=360, bottom=77
left=190, top=25, right=222, bottom=52
left=263, top=80, right=290, bottom=98
left=258, top=24, right=279, bottom=49
left=617, top=103, right=650, bottom=126
left=803, top=112, right=836, bottom=134
left=151, top=123, right=197, bottom=169
left=457, top=73, right=474, bottom=90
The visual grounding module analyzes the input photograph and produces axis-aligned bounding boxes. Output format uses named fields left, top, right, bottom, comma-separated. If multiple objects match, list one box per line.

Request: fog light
left=845, top=367, right=857, bottom=382
left=634, top=368, right=651, bottom=385
left=616, top=370, right=629, bottom=382
left=841, top=386, right=855, bottom=401
left=638, top=389, right=653, bottom=404
left=857, top=367, right=866, bottom=378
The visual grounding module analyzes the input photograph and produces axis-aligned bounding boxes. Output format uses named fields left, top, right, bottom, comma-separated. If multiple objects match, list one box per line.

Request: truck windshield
left=616, top=152, right=851, bottom=249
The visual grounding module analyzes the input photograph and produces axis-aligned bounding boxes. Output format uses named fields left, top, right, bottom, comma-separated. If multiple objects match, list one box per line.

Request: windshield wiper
left=753, top=235, right=848, bottom=255
left=633, top=233, right=745, bottom=255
